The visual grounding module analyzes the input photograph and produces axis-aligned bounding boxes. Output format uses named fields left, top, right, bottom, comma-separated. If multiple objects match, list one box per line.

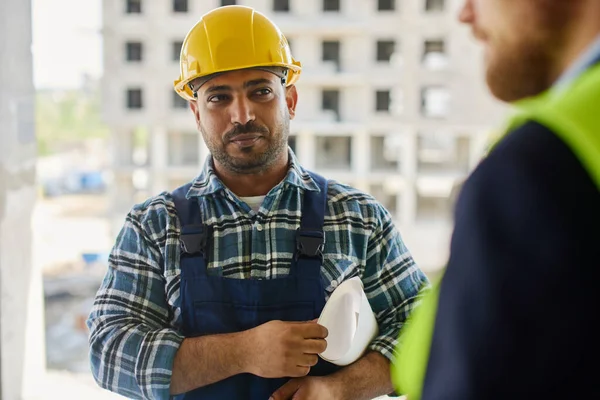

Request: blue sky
left=32, top=0, right=103, bottom=89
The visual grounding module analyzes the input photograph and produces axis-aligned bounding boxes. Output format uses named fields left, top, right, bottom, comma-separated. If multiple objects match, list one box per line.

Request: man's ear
left=189, top=99, right=201, bottom=129
left=285, top=85, right=298, bottom=120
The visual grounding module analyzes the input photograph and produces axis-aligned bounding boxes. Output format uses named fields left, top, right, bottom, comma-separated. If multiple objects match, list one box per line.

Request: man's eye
left=208, top=94, right=228, bottom=103
left=255, top=88, right=272, bottom=96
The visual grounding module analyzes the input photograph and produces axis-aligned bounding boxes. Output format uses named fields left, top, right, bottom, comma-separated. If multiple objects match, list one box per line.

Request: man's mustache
left=223, top=122, right=270, bottom=142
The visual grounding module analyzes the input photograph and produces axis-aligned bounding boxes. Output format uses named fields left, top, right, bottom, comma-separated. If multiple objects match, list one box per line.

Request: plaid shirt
left=87, top=150, right=429, bottom=400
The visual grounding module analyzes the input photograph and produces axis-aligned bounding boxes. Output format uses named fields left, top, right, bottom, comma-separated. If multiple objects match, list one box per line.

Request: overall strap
left=172, top=183, right=210, bottom=275
left=172, top=183, right=200, bottom=226
left=292, top=171, right=329, bottom=274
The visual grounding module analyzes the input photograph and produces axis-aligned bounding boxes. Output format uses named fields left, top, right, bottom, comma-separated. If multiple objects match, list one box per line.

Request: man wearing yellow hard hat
left=87, top=5, right=429, bottom=400
left=392, top=0, right=600, bottom=399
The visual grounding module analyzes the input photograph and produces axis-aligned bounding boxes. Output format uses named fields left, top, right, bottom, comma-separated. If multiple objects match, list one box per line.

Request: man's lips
left=229, top=134, right=262, bottom=146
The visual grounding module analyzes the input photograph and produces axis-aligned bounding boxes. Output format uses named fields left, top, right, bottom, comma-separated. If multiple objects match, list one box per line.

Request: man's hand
left=269, top=376, right=341, bottom=400
left=245, top=320, right=328, bottom=378
left=270, top=351, right=395, bottom=400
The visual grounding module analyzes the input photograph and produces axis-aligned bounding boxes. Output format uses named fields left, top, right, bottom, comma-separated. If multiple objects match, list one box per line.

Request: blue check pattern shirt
left=87, top=150, right=429, bottom=399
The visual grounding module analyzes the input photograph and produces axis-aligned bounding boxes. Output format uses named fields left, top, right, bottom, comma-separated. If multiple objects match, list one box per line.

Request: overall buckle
left=295, top=229, right=325, bottom=260
left=180, top=225, right=208, bottom=256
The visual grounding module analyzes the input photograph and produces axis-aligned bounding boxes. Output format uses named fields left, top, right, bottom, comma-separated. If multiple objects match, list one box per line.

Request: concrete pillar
left=350, top=131, right=371, bottom=193
left=198, top=133, right=210, bottom=167
left=297, top=130, right=315, bottom=170
left=470, top=129, right=490, bottom=168
left=352, top=130, right=369, bottom=177
left=150, top=126, right=168, bottom=194
left=401, top=129, right=418, bottom=225
left=0, top=0, right=46, bottom=398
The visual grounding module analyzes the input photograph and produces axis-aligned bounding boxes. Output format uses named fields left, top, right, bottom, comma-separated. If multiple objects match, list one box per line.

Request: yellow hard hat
left=174, top=5, right=302, bottom=101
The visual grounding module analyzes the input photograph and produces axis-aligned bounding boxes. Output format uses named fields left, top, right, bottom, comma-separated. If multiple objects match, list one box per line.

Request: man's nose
left=458, top=0, right=475, bottom=24
left=229, top=95, right=255, bottom=126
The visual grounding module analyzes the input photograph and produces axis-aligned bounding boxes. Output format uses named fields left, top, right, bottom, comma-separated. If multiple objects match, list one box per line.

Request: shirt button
left=330, top=280, right=338, bottom=288
left=256, top=224, right=263, bottom=232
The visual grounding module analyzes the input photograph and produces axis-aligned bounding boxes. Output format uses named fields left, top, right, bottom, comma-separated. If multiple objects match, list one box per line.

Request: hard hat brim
left=174, top=61, right=302, bottom=101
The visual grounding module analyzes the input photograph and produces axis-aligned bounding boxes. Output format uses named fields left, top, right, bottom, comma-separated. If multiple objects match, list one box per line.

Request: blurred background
left=0, top=0, right=508, bottom=398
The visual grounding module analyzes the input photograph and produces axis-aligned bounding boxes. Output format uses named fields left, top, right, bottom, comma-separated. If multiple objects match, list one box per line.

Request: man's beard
left=485, top=40, right=557, bottom=103
left=484, top=2, right=574, bottom=103
left=201, top=118, right=290, bottom=175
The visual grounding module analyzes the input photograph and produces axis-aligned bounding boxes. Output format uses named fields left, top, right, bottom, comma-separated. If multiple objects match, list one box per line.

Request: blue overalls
left=171, top=172, right=340, bottom=399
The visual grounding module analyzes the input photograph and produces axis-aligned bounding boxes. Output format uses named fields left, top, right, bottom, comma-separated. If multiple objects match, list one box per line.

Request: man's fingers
left=299, top=322, right=328, bottom=339
left=290, top=366, right=310, bottom=378
left=296, top=353, right=319, bottom=367
left=270, top=378, right=302, bottom=400
left=302, top=338, right=327, bottom=355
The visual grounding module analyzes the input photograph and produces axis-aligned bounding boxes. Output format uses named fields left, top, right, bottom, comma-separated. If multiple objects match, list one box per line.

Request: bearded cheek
left=485, top=35, right=554, bottom=102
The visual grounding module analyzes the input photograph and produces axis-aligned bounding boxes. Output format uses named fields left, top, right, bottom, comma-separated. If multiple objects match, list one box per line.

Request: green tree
left=36, top=84, right=108, bottom=155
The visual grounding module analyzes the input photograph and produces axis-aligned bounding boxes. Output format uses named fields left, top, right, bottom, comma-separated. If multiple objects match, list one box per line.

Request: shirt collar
left=186, top=147, right=320, bottom=199
left=553, top=33, right=600, bottom=90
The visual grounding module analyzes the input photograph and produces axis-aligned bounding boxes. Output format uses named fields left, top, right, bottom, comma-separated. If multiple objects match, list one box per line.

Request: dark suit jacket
left=421, top=120, right=600, bottom=399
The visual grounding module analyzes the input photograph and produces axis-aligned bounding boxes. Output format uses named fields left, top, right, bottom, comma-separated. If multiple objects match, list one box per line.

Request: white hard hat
left=318, top=277, right=379, bottom=366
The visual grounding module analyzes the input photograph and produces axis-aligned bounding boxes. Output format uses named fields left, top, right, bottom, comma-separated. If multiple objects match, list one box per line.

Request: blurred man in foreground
left=393, top=0, right=600, bottom=398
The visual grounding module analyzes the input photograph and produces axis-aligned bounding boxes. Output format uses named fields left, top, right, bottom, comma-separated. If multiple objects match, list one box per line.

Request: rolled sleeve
left=363, top=206, right=430, bottom=362
left=87, top=208, right=184, bottom=400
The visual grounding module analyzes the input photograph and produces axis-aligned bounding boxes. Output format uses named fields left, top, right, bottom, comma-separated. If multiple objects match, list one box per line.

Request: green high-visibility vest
left=391, top=62, right=600, bottom=399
